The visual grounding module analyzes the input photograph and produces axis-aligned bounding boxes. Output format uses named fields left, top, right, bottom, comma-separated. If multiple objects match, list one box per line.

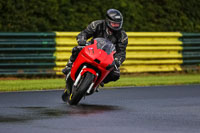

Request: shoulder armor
left=88, top=20, right=104, bottom=32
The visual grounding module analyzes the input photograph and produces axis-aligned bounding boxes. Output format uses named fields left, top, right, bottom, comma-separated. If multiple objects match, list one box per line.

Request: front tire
left=68, top=72, right=94, bottom=105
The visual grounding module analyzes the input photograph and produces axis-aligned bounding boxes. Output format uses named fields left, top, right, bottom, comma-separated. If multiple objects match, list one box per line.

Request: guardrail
left=122, top=32, right=183, bottom=73
left=180, top=33, right=200, bottom=71
left=0, top=32, right=199, bottom=76
left=0, top=32, right=57, bottom=76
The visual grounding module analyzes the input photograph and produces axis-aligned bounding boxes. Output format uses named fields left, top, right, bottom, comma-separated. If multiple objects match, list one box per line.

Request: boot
left=62, top=68, right=73, bottom=102
left=62, top=89, right=69, bottom=102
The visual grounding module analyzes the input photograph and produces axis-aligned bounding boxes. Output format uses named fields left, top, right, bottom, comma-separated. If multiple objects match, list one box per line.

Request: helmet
left=106, top=9, right=123, bottom=31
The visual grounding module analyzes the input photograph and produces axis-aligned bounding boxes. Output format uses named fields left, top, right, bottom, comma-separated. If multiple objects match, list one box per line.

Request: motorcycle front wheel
left=68, top=72, right=95, bottom=105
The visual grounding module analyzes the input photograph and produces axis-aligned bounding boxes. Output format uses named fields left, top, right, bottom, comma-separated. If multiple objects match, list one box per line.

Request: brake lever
left=85, top=42, right=90, bottom=46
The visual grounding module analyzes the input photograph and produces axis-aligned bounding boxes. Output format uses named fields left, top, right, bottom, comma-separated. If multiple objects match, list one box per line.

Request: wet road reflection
left=0, top=104, right=121, bottom=123
left=1, top=86, right=200, bottom=133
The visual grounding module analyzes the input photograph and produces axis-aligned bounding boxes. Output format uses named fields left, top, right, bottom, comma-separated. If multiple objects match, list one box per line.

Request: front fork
left=72, top=65, right=98, bottom=94
left=73, top=66, right=87, bottom=87
left=87, top=73, right=98, bottom=94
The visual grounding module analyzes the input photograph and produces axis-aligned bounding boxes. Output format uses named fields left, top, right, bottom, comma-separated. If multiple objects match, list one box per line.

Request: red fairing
left=70, top=39, right=115, bottom=88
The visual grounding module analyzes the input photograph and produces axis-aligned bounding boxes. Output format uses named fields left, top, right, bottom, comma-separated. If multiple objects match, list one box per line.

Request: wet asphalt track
left=0, top=85, right=200, bottom=133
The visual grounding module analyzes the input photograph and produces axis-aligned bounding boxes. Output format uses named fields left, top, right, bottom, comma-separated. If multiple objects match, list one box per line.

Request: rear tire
left=68, top=72, right=94, bottom=105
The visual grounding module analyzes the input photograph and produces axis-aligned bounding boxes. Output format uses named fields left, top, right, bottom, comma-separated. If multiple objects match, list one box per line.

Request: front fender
left=81, top=68, right=97, bottom=81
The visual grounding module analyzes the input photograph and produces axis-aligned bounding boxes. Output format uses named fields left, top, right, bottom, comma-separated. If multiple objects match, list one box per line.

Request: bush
left=0, top=0, right=200, bottom=32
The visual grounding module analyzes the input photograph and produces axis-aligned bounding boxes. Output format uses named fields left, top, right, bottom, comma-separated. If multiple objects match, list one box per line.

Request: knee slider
left=112, top=71, right=120, bottom=81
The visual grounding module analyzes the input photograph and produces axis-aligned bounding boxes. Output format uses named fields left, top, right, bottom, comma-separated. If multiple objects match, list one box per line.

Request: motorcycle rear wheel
left=68, top=72, right=94, bottom=105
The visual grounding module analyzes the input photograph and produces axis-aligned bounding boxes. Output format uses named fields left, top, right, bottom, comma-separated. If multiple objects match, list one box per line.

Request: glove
left=78, top=40, right=86, bottom=46
left=114, top=58, right=121, bottom=67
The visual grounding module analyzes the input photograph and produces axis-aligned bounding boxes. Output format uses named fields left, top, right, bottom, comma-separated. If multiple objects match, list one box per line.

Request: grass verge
left=0, top=74, right=200, bottom=92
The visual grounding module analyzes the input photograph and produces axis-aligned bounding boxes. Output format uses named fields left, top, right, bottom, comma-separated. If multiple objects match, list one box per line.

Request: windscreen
left=95, top=38, right=116, bottom=54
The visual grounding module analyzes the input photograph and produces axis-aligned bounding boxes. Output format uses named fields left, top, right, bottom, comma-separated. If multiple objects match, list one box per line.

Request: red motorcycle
left=62, top=38, right=116, bottom=105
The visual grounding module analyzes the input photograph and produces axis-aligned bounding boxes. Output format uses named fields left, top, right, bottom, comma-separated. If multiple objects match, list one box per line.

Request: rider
left=62, top=9, right=128, bottom=85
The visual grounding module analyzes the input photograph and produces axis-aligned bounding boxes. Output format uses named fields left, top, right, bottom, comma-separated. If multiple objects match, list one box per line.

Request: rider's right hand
left=78, top=40, right=86, bottom=46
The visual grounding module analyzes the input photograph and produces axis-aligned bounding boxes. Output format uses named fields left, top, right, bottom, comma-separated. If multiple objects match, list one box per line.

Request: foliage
left=0, top=0, right=200, bottom=32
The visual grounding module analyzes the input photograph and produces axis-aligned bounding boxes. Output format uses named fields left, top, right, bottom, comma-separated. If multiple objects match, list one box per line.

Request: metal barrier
left=0, top=32, right=56, bottom=76
left=53, top=32, right=78, bottom=75
left=180, top=33, right=200, bottom=71
left=0, top=32, right=199, bottom=76
left=123, top=32, right=183, bottom=73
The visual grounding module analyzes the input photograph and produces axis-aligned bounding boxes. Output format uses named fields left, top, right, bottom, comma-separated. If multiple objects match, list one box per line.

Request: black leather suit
left=70, top=20, right=128, bottom=83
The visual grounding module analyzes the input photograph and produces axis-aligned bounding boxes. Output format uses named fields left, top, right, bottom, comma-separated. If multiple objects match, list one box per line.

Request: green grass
left=105, top=74, right=200, bottom=87
left=0, top=74, right=200, bottom=92
left=0, top=78, right=65, bottom=92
